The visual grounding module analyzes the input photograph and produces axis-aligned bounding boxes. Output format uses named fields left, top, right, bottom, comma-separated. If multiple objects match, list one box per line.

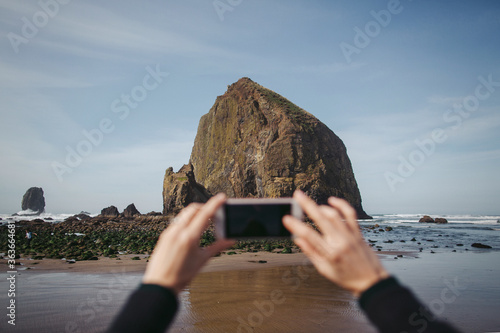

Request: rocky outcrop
left=419, top=215, right=434, bottom=223
left=100, top=206, right=119, bottom=218
left=419, top=215, right=448, bottom=224
left=21, top=187, right=45, bottom=214
left=123, top=204, right=141, bottom=218
left=185, top=77, right=370, bottom=218
left=162, top=164, right=211, bottom=214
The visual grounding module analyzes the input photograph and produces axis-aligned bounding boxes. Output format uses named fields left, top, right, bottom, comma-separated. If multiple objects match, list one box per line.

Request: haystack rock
left=163, top=78, right=370, bottom=219
left=162, top=164, right=211, bottom=214
left=21, top=187, right=45, bottom=214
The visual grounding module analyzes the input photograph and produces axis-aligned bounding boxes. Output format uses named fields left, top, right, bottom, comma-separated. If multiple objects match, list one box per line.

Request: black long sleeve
left=359, top=277, right=461, bottom=333
left=107, top=284, right=178, bottom=333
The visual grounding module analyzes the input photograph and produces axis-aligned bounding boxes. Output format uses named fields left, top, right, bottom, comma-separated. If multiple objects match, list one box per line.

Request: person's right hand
left=283, top=190, right=389, bottom=297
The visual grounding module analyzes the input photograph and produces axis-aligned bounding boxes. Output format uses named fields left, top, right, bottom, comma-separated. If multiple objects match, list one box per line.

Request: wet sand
left=1, top=251, right=499, bottom=332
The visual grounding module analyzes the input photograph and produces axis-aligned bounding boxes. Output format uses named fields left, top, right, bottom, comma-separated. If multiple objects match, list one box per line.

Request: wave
left=0, top=212, right=93, bottom=225
left=370, top=214, right=500, bottom=225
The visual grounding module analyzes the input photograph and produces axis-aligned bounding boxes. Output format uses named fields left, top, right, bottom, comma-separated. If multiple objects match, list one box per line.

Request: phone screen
left=225, top=203, right=292, bottom=238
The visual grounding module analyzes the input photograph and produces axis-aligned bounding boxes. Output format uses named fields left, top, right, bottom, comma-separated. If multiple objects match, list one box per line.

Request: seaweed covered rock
left=187, top=78, right=370, bottom=218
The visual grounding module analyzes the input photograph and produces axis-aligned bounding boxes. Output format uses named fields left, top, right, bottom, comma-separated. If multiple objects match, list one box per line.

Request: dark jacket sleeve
left=359, top=277, right=460, bottom=333
left=107, top=284, right=178, bottom=333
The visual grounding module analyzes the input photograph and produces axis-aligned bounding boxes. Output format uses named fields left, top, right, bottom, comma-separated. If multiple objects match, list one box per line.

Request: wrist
left=353, top=269, right=390, bottom=297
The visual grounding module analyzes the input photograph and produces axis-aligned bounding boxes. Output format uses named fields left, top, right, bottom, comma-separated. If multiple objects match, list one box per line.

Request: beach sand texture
left=1, top=251, right=500, bottom=332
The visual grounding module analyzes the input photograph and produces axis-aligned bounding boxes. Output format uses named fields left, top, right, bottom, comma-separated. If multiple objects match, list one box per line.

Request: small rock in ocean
left=418, top=215, right=448, bottom=224
left=419, top=215, right=434, bottom=223
left=456, top=244, right=464, bottom=246
left=385, top=227, right=393, bottom=231
left=471, top=243, right=492, bottom=249
left=411, top=238, right=417, bottom=242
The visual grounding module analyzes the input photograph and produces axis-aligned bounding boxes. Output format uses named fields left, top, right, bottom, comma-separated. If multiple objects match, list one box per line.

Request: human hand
left=283, top=190, right=389, bottom=297
left=142, top=193, right=235, bottom=294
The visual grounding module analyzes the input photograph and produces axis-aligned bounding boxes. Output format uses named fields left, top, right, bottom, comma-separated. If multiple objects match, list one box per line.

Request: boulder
left=21, top=187, right=45, bottom=214
left=163, top=164, right=211, bottom=214
left=419, top=215, right=434, bottom=223
left=123, top=204, right=141, bottom=218
left=471, top=243, right=492, bottom=249
left=73, top=213, right=91, bottom=221
left=419, top=216, right=448, bottom=224
left=100, top=206, right=119, bottom=218
left=180, top=78, right=370, bottom=218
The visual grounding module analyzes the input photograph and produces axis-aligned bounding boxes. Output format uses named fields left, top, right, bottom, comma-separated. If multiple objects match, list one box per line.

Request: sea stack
left=164, top=78, right=371, bottom=219
left=21, top=187, right=45, bottom=215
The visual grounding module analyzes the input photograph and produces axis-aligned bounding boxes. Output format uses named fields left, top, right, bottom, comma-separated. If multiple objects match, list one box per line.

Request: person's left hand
left=142, top=193, right=234, bottom=294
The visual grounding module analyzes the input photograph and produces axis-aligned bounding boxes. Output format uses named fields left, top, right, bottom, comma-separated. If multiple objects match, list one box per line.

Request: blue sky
left=1, top=0, right=499, bottom=215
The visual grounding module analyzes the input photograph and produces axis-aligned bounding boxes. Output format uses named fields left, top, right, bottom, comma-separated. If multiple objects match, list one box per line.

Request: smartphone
left=214, top=198, right=303, bottom=239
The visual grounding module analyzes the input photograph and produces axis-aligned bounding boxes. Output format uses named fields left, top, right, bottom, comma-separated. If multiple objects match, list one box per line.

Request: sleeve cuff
left=358, top=276, right=400, bottom=309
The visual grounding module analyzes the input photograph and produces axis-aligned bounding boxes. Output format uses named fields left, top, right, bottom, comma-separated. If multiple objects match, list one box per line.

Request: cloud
left=0, top=60, right=94, bottom=89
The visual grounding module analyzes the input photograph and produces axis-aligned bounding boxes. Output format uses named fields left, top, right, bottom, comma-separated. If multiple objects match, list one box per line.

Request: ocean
left=359, top=214, right=500, bottom=253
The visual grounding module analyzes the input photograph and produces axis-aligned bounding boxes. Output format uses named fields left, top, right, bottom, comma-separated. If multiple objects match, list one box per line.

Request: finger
left=293, top=190, right=336, bottom=235
left=168, top=203, right=203, bottom=231
left=283, top=215, right=328, bottom=256
left=318, top=205, right=351, bottom=240
left=189, top=193, right=226, bottom=235
left=327, top=197, right=361, bottom=236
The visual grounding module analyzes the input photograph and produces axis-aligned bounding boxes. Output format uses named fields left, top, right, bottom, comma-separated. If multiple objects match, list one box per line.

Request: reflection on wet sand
left=171, top=265, right=375, bottom=332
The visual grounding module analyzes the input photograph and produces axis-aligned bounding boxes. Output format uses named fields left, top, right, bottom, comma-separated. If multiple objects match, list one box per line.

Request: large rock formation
left=21, top=187, right=45, bottom=214
left=163, top=78, right=370, bottom=219
left=162, top=164, right=211, bottom=214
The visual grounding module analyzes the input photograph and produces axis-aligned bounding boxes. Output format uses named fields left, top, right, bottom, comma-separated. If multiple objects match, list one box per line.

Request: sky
left=1, top=0, right=499, bottom=215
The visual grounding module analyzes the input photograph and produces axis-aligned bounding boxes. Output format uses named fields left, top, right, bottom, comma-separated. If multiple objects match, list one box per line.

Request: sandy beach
left=1, top=249, right=500, bottom=333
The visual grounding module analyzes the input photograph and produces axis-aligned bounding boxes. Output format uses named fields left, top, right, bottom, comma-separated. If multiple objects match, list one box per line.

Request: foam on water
left=0, top=212, right=94, bottom=225
left=369, top=214, right=500, bottom=225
